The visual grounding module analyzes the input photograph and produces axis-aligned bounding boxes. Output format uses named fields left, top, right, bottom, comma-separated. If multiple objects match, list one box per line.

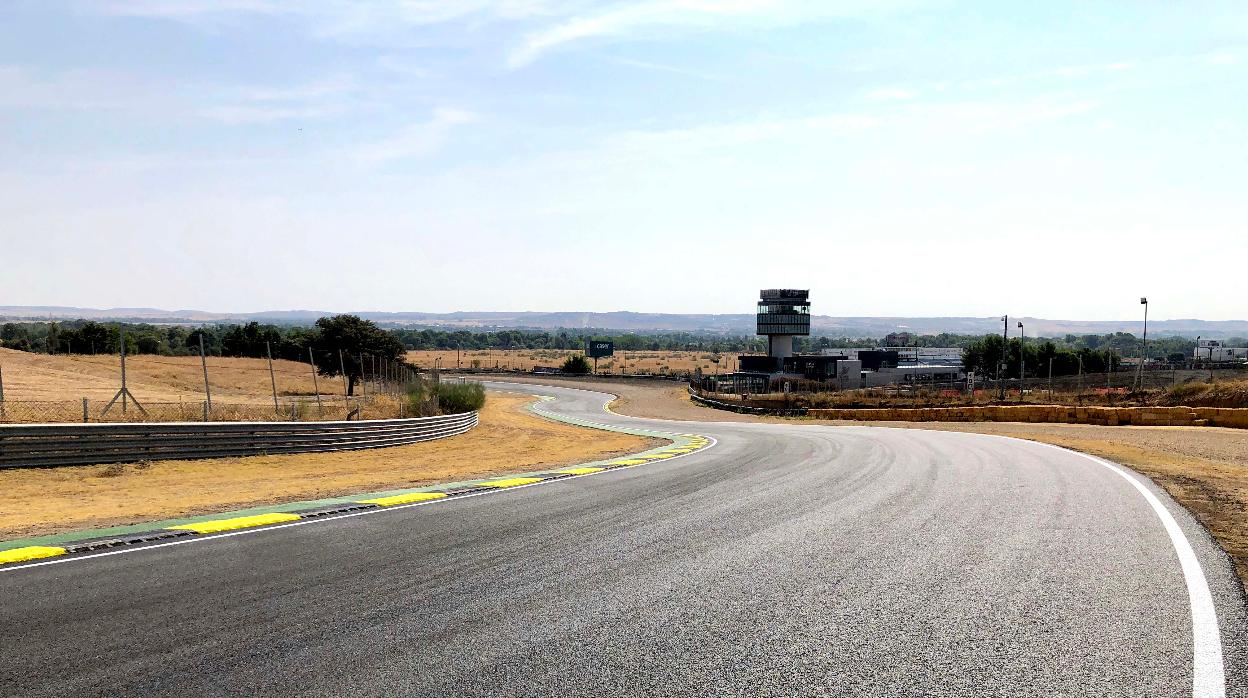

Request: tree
left=311, top=315, right=405, bottom=395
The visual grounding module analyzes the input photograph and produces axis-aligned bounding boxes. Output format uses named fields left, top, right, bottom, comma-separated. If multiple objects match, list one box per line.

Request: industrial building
left=738, top=290, right=852, bottom=381
left=821, top=346, right=966, bottom=388
left=1195, top=339, right=1248, bottom=363
left=704, top=289, right=966, bottom=393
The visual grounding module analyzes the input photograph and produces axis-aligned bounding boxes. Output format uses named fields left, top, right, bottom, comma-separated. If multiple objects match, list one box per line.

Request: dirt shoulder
left=491, top=374, right=1248, bottom=591
left=0, top=392, right=660, bottom=540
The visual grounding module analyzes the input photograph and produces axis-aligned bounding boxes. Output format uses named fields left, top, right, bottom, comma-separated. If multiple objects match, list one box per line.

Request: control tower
left=757, top=289, right=810, bottom=360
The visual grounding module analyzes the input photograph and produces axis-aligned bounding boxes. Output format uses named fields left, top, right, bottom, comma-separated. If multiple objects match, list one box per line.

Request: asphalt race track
left=2, top=381, right=1245, bottom=697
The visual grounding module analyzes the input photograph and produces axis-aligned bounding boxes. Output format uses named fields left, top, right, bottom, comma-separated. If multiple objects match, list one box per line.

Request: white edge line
left=1022, top=438, right=1225, bottom=698
left=456, top=380, right=1233, bottom=696
left=864, top=427, right=1226, bottom=698
left=0, top=398, right=717, bottom=574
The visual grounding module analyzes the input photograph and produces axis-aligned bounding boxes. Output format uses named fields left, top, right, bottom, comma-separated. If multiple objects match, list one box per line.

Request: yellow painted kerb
left=359, top=492, right=449, bottom=507
left=481, top=477, right=545, bottom=488
left=555, top=467, right=605, bottom=475
left=0, top=546, right=67, bottom=565
left=609, top=459, right=648, bottom=466
left=169, top=512, right=302, bottom=535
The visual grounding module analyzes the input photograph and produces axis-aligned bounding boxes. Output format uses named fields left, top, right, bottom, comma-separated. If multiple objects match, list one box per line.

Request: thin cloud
left=507, top=1, right=887, bottom=69
left=349, top=108, right=479, bottom=163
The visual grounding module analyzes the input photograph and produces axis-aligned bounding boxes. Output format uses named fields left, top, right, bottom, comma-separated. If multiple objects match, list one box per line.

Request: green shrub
left=562, top=355, right=591, bottom=374
left=434, top=381, right=486, bottom=413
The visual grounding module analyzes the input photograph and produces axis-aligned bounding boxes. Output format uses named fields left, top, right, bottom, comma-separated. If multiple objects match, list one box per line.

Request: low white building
left=1194, top=340, right=1248, bottom=362
left=822, top=346, right=965, bottom=365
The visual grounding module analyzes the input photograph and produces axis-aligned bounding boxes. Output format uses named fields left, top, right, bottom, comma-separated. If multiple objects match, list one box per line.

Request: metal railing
left=0, top=411, right=479, bottom=468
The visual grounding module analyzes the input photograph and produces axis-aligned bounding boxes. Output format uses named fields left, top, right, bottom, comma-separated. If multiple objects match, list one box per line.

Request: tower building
left=756, top=289, right=810, bottom=360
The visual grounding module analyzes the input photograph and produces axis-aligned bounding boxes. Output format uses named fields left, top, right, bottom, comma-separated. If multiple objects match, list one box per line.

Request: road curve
left=1, top=381, right=1245, bottom=697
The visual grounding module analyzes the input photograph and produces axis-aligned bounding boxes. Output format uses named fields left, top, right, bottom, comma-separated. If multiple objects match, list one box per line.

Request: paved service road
left=2, top=382, right=1245, bottom=697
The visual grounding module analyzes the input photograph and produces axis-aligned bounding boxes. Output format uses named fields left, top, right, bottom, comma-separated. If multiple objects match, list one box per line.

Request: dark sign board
left=586, top=340, right=614, bottom=358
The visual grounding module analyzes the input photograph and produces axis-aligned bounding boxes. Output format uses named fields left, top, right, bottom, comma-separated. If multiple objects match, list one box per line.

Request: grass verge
left=0, top=392, right=660, bottom=540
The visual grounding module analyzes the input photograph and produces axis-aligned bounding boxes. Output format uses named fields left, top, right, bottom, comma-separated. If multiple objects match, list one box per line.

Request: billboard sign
left=586, top=340, right=614, bottom=358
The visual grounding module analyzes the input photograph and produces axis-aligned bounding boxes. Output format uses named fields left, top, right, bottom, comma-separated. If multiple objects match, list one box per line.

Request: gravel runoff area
left=490, top=373, right=1248, bottom=592
left=0, top=392, right=660, bottom=541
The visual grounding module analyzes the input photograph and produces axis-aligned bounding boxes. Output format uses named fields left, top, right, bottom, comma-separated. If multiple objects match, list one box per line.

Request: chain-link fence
left=0, top=394, right=430, bottom=424
left=690, top=366, right=1248, bottom=410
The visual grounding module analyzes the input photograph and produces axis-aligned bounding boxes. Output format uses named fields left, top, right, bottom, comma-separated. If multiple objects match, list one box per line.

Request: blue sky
left=1, top=1, right=1245, bottom=319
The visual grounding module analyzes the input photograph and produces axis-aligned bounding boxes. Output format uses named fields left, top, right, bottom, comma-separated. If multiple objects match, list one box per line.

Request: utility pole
left=1077, top=354, right=1084, bottom=396
left=1135, top=297, right=1149, bottom=391
left=1017, top=321, right=1025, bottom=399
left=1048, top=357, right=1054, bottom=402
left=308, top=347, right=322, bottom=412
left=266, top=341, right=279, bottom=413
left=998, top=315, right=1008, bottom=401
left=199, top=333, right=212, bottom=416
left=338, top=349, right=349, bottom=399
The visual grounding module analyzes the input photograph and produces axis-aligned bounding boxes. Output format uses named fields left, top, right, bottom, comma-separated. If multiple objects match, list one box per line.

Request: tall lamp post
left=1017, top=321, right=1025, bottom=397
left=999, top=315, right=1009, bottom=401
left=1135, top=297, right=1149, bottom=390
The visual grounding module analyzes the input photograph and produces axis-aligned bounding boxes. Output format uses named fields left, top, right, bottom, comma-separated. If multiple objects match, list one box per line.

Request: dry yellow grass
left=0, top=392, right=659, bottom=539
left=406, top=348, right=745, bottom=375
left=0, top=346, right=334, bottom=404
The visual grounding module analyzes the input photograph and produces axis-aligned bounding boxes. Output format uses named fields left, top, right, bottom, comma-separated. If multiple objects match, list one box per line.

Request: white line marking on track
left=1023, top=440, right=1226, bottom=698
left=509, top=382, right=1231, bottom=697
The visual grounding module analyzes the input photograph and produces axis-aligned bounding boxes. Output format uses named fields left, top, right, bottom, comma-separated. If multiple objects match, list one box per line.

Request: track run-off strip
left=0, top=390, right=715, bottom=572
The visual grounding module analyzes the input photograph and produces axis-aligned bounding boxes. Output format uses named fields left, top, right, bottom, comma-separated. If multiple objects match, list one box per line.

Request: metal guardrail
left=0, top=411, right=479, bottom=468
left=688, top=389, right=808, bottom=416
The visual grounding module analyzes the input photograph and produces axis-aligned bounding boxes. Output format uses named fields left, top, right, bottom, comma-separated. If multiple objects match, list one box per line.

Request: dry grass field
left=406, top=348, right=746, bottom=375
left=0, top=346, right=340, bottom=404
left=0, top=392, right=659, bottom=540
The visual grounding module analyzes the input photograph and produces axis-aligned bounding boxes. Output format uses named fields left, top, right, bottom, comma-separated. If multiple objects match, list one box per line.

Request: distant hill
left=1, top=306, right=1245, bottom=339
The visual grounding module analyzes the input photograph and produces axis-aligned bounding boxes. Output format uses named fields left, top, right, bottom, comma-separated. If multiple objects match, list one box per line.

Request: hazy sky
left=1, top=1, right=1245, bottom=319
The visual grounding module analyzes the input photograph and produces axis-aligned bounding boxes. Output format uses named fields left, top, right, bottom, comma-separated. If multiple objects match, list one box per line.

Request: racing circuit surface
left=1, top=382, right=1245, bottom=697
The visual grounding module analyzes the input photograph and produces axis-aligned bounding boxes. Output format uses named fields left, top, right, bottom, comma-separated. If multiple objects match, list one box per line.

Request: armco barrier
left=0, top=411, right=479, bottom=468
left=802, top=404, right=1248, bottom=428
left=689, top=390, right=807, bottom=416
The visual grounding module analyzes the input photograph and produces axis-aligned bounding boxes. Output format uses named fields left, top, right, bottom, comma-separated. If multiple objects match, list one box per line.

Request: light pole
left=998, top=315, right=1008, bottom=401
left=1017, top=321, right=1025, bottom=397
left=1135, top=297, right=1149, bottom=390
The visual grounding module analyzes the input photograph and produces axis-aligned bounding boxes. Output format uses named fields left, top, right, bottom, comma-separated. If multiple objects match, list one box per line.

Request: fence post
left=338, top=349, right=348, bottom=401
left=203, top=400, right=209, bottom=422
left=308, top=347, right=323, bottom=413
left=0, top=363, right=5, bottom=421
left=83, top=397, right=89, bottom=423
left=266, top=341, right=279, bottom=413
left=199, top=334, right=212, bottom=414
